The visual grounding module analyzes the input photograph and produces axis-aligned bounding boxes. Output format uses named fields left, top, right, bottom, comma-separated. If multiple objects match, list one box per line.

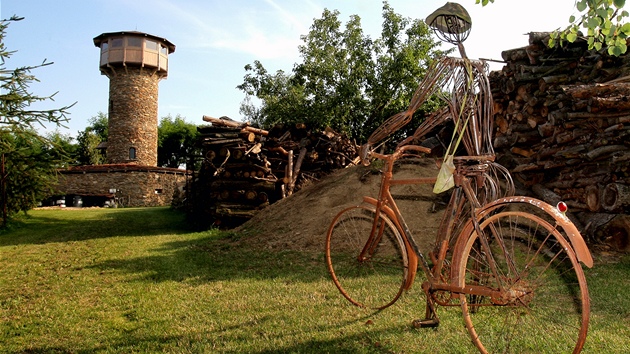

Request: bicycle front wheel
left=325, top=205, right=409, bottom=310
left=457, top=210, right=589, bottom=353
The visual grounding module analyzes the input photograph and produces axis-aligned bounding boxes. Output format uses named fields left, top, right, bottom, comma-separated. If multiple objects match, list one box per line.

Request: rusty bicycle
left=325, top=3, right=594, bottom=352
left=325, top=142, right=593, bottom=353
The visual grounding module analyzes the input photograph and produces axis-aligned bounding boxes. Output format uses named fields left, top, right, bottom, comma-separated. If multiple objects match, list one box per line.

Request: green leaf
left=548, top=38, right=556, bottom=48
left=586, top=16, right=602, bottom=28
left=577, top=0, right=588, bottom=12
left=594, top=41, right=603, bottom=50
left=614, top=0, right=626, bottom=7
left=569, top=15, right=576, bottom=23
left=567, top=32, right=578, bottom=42
left=609, top=45, right=623, bottom=56
left=616, top=36, right=627, bottom=46
left=621, top=23, right=630, bottom=35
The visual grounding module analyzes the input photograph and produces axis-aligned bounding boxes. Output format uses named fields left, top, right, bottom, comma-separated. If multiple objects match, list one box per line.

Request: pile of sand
left=237, top=158, right=447, bottom=253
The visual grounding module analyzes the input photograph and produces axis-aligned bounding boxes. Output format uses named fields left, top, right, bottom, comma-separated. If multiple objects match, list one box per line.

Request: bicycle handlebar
left=368, top=144, right=431, bottom=162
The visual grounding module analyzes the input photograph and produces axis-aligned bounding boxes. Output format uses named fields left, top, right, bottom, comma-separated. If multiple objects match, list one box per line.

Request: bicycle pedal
left=412, top=318, right=440, bottom=329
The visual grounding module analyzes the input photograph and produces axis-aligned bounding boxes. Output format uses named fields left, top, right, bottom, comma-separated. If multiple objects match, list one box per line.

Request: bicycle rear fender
left=476, top=196, right=593, bottom=268
left=363, top=196, right=419, bottom=288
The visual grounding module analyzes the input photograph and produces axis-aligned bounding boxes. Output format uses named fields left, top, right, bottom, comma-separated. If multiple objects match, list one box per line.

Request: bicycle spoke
left=326, top=206, right=408, bottom=309
left=458, top=210, right=589, bottom=353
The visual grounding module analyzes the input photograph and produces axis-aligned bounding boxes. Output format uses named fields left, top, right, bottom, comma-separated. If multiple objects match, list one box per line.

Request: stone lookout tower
left=93, top=31, right=176, bottom=166
left=50, top=31, right=186, bottom=208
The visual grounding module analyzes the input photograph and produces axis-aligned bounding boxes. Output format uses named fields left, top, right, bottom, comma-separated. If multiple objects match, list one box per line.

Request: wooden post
left=285, top=150, right=294, bottom=197
left=1, top=153, right=6, bottom=228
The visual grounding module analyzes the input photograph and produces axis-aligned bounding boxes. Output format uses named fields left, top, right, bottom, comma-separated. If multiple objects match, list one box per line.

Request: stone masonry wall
left=107, top=67, right=160, bottom=166
left=56, top=167, right=186, bottom=207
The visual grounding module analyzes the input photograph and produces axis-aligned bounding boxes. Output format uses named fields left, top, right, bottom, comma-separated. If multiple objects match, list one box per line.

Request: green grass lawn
left=0, top=207, right=628, bottom=353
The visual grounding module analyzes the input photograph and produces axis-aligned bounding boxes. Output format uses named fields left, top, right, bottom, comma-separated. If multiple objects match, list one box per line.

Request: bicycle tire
left=325, top=205, right=409, bottom=310
left=456, top=210, right=590, bottom=353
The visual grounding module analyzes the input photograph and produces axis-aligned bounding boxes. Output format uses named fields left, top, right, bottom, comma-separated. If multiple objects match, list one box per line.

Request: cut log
left=502, top=47, right=529, bottom=62
left=202, top=115, right=269, bottom=136
left=563, top=82, right=630, bottom=99
left=584, top=185, right=601, bottom=212
left=586, top=145, right=628, bottom=160
left=601, top=183, right=630, bottom=212
left=589, top=96, right=630, bottom=112
left=528, top=32, right=551, bottom=45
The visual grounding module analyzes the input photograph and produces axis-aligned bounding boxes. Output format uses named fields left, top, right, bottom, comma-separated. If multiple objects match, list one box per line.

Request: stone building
left=53, top=31, right=187, bottom=208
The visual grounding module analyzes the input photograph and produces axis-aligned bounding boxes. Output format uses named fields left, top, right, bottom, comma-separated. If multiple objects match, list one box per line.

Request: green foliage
left=1, top=129, right=61, bottom=215
left=76, top=112, right=107, bottom=165
left=157, top=114, right=200, bottom=168
left=45, top=130, right=78, bottom=167
left=477, top=0, right=630, bottom=55
left=238, top=2, right=444, bottom=143
left=1, top=16, right=74, bottom=223
left=553, top=0, right=629, bottom=56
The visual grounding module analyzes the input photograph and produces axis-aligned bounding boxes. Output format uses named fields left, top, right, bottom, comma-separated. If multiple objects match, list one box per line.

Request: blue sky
left=3, top=0, right=593, bottom=138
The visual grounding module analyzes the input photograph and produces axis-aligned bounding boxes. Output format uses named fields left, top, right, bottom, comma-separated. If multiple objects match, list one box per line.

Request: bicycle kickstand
left=412, top=282, right=440, bottom=329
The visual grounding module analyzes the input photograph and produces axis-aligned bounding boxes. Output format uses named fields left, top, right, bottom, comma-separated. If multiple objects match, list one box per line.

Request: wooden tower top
left=93, top=31, right=176, bottom=77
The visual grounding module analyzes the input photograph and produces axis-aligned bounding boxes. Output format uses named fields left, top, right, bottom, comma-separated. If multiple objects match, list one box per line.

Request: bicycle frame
left=364, top=145, right=437, bottom=289
left=365, top=145, right=480, bottom=291
left=362, top=145, right=593, bottom=303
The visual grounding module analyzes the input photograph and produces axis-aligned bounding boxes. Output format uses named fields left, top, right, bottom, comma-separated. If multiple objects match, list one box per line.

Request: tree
left=76, top=112, right=107, bottom=165
left=238, top=2, right=445, bottom=143
left=157, top=114, right=199, bottom=169
left=0, top=17, right=72, bottom=130
left=1, top=16, right=74, bottom=225
left=1, top=129, right=60, bottom=214
left=46, top=129, right=78, bottom=167
left=476, top=0, right=630, bottom=55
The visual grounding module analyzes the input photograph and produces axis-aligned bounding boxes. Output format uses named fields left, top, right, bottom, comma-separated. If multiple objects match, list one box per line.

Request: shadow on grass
left=83, top=232, right=327, bottom=284
left=0, top=207, right=192, bottom=246
left=2, top=207, right=419, bottom=353
left=14, top=324, right=415, bottom=354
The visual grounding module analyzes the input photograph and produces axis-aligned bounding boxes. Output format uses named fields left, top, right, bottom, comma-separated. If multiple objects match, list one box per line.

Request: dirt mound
left=237, top=158, right=446, bottom=253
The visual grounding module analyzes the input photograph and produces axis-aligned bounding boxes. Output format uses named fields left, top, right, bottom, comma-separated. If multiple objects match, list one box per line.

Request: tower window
left=146, top=40, right=158, bottom=51
left=111, top=38, right=123, bottom=48
left=129, top=147, right=137, bottom=160
left=127, top=37, right=142, bottom=47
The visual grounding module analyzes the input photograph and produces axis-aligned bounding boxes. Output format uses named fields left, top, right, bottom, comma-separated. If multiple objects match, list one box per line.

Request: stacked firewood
left=188, top=116, right=358, bottom=227
left=490, top=32, right=630, bottom=244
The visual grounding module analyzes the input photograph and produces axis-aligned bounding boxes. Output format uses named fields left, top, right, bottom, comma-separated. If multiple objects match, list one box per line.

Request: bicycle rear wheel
left=325, top=205, right=409, bottom=309
left=457, top=210, right=589, bottom=353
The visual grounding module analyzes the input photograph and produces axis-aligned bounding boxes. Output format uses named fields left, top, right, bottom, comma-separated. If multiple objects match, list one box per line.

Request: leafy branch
left=475, top=0, right=630, bottom=56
